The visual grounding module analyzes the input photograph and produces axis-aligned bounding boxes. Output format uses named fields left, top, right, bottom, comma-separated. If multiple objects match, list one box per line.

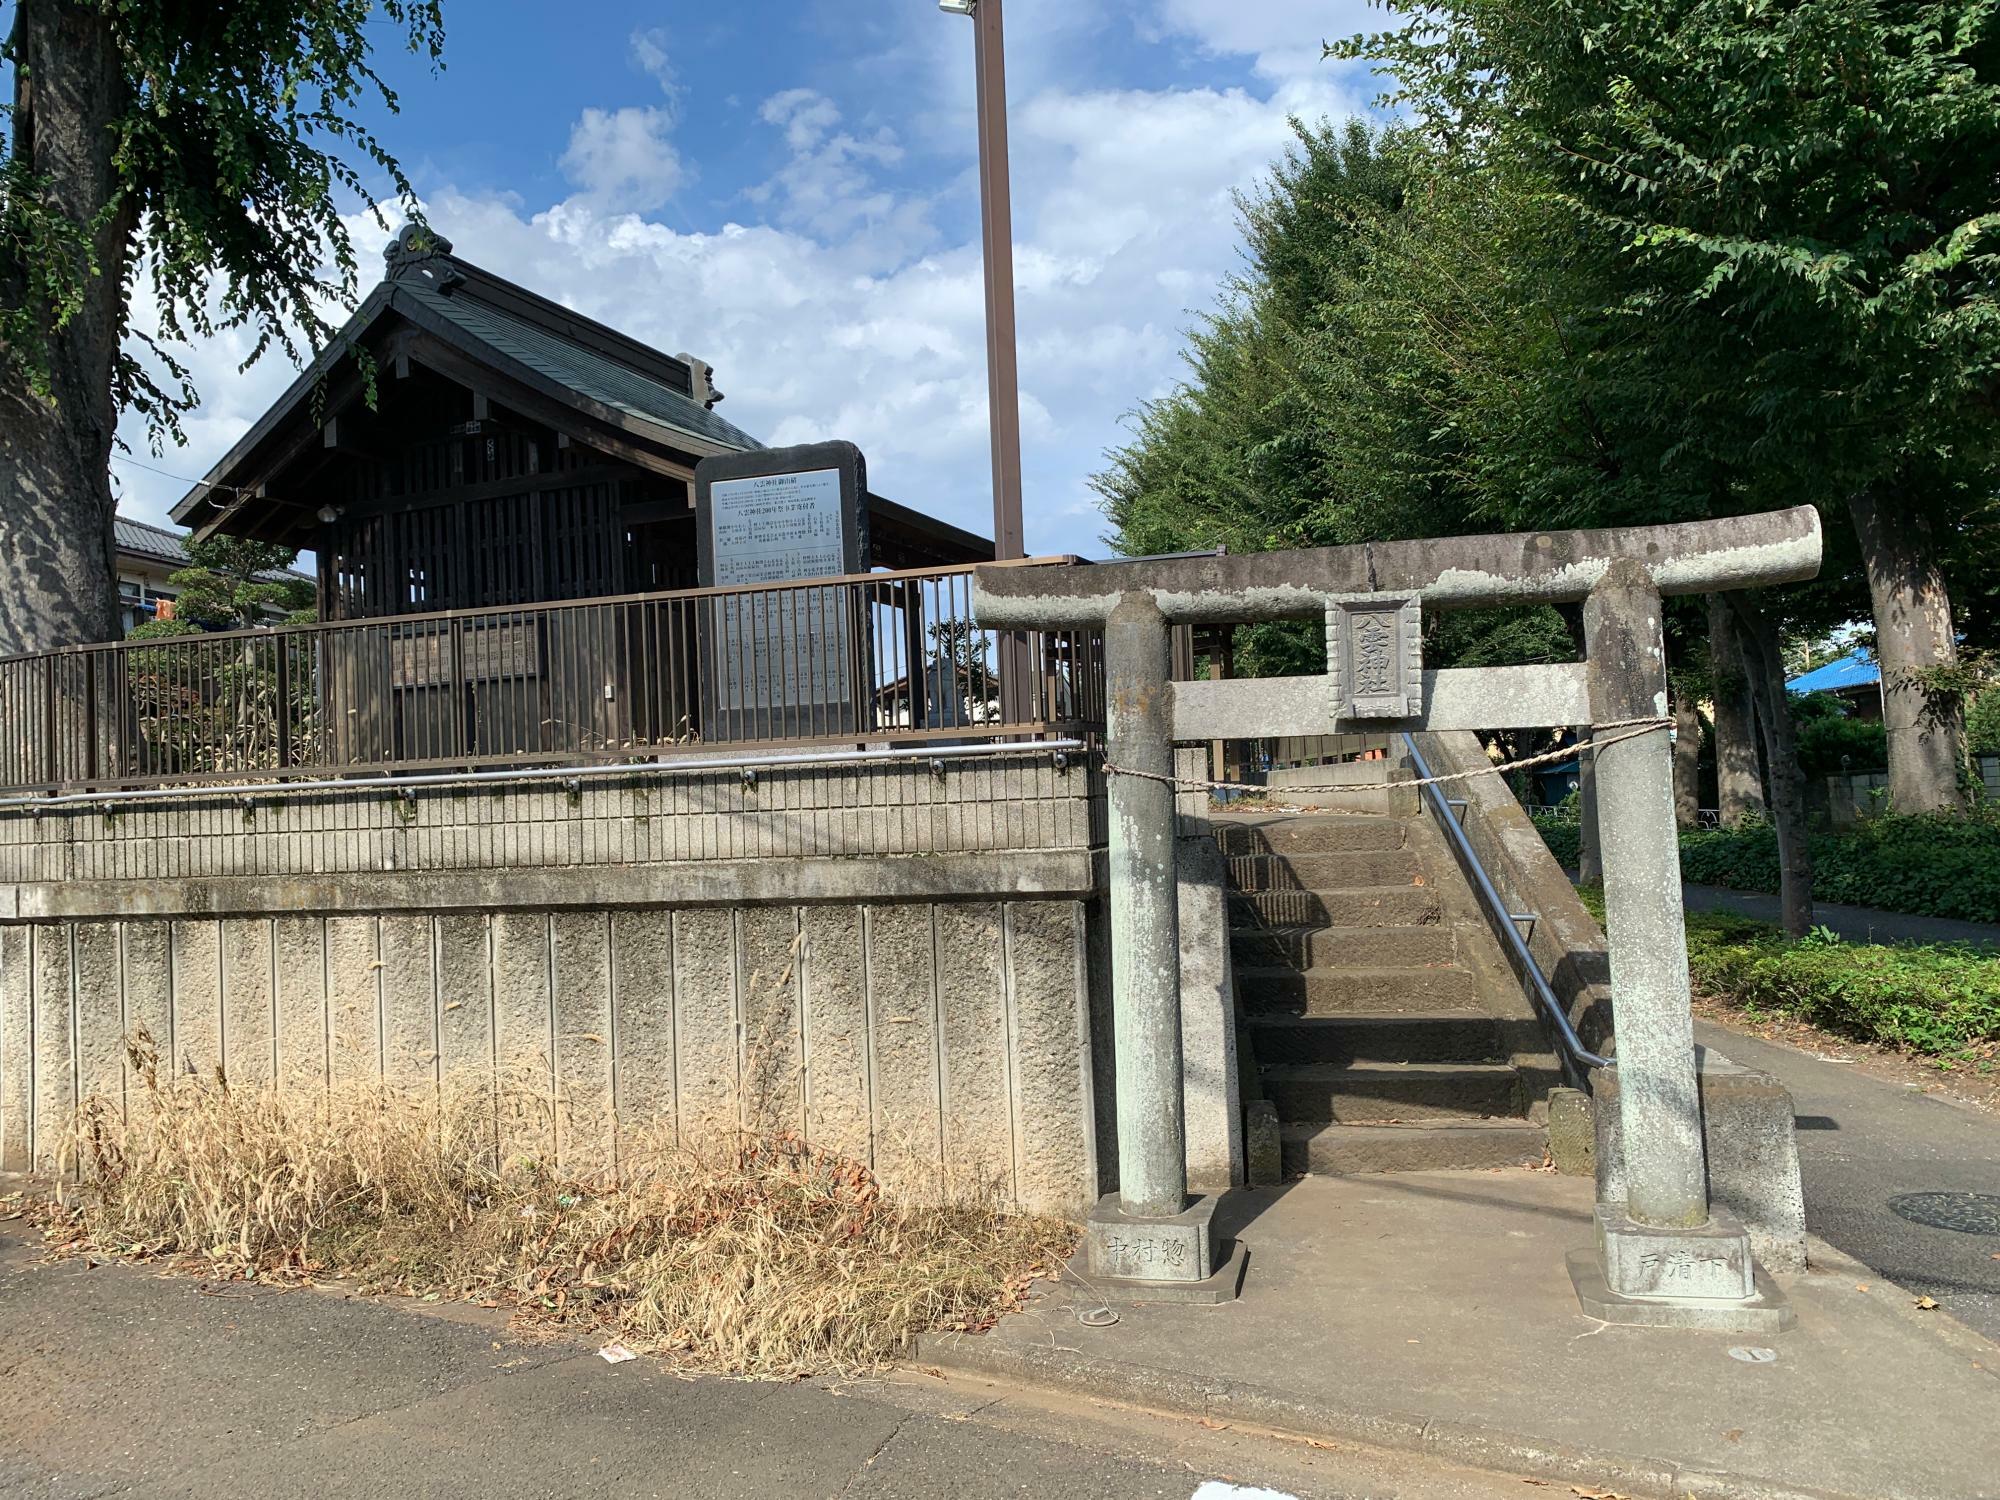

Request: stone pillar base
left=1079, top=1192, right=1246, bottom=1303
left=1569, top=1202, right=1795, bottom=1333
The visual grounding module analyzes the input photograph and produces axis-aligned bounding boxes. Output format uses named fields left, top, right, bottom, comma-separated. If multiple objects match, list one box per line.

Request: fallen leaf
left=1198, top=1418, right=1229, bottom=1431
left=1854, top=1284, right=1870, bottom=1292
left=1915, top=1296, right=1940, bottom=1310
left=1723, top=1429, right=1743, bottom=1443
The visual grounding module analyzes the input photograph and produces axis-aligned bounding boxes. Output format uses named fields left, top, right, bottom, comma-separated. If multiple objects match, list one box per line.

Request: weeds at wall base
left=35, top=1035, right=1074, bottom=1379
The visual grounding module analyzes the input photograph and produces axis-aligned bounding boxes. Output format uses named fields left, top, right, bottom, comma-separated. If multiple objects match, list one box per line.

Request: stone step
left=1235, top=964, right=1482, bottom=1015
left=1245, top=1013, right=1505, bottom=1065
left=1280, top=1119, right=1549, bottom=1176
left=1262, top=764, right=1416, bottom=815
left=1225, top=848, right=1423, bottom=892
left=1259, top=1060, right=1526, bottom=1124
left=1213, top=817, right=1408, bottom=858
left=1229, top=884, right=1441, bottom=928
left=1231, top=923, right=1457, bottom=971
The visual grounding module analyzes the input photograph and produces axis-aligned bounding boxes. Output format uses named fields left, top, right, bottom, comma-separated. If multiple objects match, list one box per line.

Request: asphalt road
left=1681, top=883, right=2000, bottom=947
left=1696, top=1019, right=2000, bottom=1343
left=0, top=1220, right=1529, bottom=1500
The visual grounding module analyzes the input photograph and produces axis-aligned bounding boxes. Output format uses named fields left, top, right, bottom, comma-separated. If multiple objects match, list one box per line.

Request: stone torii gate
left=974, top=506, right=1821, bottom=1331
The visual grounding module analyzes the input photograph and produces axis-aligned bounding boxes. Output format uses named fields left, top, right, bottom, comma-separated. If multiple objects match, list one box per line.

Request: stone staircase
left=1219, top=773, right=1560, bottom=1176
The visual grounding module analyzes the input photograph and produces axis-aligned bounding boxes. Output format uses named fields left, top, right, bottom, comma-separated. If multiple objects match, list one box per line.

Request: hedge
left=1533, top=812, right=2000, bottom=924
left=1572, top=891, right=2000, bottom=1058
left=1683, top=914, right=2000, bottom=1058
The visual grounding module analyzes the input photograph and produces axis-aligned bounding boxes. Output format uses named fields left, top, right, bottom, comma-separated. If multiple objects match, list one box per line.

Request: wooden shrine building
left=162, top=226, right=1033, bottom=764
left=172, top=225, right=993, bottom=618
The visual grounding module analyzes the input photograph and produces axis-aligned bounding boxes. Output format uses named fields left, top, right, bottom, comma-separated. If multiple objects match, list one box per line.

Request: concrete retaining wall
left=0, top=898, right=1098, bottom=1213
left=0, top=752, right=1102, bottom=890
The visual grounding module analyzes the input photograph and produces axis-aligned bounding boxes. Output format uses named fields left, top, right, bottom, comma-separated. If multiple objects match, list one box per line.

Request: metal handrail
left=1400, top=732, right=1611, bottom=1087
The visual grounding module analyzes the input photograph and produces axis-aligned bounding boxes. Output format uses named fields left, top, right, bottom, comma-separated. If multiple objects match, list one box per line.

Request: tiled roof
left=399, top=282, right=763, bottom=454
left=114, top=514, right=313, bottom=584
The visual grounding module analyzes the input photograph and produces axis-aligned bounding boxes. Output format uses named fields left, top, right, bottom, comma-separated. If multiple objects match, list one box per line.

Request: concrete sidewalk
left=925, top=1172, right=2000, bottom=1500
left=1695, top=1017, right=2000, bottom=1344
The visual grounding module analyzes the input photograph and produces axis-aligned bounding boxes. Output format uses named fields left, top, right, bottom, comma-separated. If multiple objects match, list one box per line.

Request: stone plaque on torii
left=973, top=506, right=1822, bottom=1330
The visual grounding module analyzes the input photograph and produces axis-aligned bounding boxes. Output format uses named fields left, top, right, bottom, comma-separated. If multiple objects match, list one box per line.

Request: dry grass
left=46, top=1034, right=1074, bottom=1377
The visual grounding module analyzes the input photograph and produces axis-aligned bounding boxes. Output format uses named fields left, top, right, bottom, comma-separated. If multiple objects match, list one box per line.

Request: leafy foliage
left=160, top=536, right=316, bottom=631
left=1791, top=692, right=1888, bottom=779
left=1685, top=916, right=2000, bottom=1058
left=1676, top=813, right=2000, bottom=924
left=1970, top=689, right=2000, bottom=758
left=1, top=1, right=446, bottom=444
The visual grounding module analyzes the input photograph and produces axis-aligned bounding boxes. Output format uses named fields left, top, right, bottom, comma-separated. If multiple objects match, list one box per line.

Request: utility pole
left=942, top=0, right=1033, bottom=725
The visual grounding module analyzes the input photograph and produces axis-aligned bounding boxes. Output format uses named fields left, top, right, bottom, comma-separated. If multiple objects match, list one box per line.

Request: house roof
left=170, top=227, right=765, bottom=541
left=115, top=514, right=313, bottom=585
left=168, top=226, right=996, bottom=570
left=396, top=280, right=761, bottom=454
left=1788, top=648, right=1880, bottom=696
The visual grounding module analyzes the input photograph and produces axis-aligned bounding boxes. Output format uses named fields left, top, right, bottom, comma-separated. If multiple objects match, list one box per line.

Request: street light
left=938, top=0, right=1024, bottom=564
left=941, top=0, right=1032, bottom=726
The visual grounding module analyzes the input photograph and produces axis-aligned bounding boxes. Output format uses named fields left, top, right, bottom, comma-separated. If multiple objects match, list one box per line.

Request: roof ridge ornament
left=384, top=223, right=464, bottom=291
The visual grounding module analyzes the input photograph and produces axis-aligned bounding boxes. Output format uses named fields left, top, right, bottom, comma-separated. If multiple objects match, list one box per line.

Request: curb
left=915, top=1332, right=1867, bottom=1500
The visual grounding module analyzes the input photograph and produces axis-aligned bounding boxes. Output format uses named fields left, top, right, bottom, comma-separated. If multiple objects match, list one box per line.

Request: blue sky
left=108, top=1, right=1384, bottom=558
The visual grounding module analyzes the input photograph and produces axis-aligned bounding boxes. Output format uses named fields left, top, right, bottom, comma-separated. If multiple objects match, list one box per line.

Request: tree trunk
left=1847, top=485, right=1967, bottom=815
left=1672, top=688, right=1702, bottom=827
left=1576, top=728, right=1602, bottom=884
left=1707, top=594, right=1766, bottom=827
left=0, top=1, right=134, bottom=658
left=1725, top=592, right=1814, bottom=937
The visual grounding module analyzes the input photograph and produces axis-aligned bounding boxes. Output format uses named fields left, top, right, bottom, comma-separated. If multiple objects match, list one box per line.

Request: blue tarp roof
left=1788, top=648, right=1880, bottom=696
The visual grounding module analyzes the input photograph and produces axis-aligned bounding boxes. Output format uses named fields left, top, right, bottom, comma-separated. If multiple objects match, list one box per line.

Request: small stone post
left=1573, top=560, right=1788, bottom=1330
left=1081, top=591, right=1235, bottom=1298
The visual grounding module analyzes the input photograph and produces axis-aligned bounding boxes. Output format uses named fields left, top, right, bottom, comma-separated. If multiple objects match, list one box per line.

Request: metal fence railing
left=0, top=562, right=1105, bottom=796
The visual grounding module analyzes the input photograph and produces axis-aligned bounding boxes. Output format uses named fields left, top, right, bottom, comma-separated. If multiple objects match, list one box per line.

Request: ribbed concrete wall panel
left=221, top=919, right=275, bottom=1089
left=670, top=909, right=740, bottom=1142
left=72, top=923, right=125, bottom=1111
left=800, top=906, right=869, bottom=1164
left=0, top=926, right=29, bottom=1171
left=863, top=905, right=944, bottom=1197
left=0, top=896, right=1098, bottom=1216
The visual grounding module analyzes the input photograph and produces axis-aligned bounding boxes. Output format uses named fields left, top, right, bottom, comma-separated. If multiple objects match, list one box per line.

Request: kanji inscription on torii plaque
left=1326, top=594, right=1423, bottom=720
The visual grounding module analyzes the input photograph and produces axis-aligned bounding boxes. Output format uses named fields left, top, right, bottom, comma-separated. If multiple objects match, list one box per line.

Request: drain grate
left=1888, top=1192, right=2000, bottom=1236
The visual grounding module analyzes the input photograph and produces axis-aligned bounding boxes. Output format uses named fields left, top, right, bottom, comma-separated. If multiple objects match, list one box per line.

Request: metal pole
left=966, top=0, right=1035, bottom=729
left=972, top=0, right=1024, bottom=562
left=1583, top=560, right=1709, bottom=1229
left=1104, top=591, right=1188, bottom=1218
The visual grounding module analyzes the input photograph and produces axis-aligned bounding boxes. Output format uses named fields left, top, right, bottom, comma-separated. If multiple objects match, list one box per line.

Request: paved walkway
left=0, top=1219, right=1532, bottom=1500
left=1682, top=882, right=2000, bottom=947
left=928, top=1172, right=2000, bottom=1500
left=1696, top=1018, right=2000, bottom=1345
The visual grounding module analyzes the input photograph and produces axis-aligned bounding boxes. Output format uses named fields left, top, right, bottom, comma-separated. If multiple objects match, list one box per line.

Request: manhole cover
left=1888, top=1192, right=2000, bottom=1236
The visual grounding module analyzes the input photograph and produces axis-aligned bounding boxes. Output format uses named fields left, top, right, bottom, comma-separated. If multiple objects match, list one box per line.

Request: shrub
left=1532, top=813, right=1581, bottom=869
left=1572, top=892, right=2000, bottom=1058
left=1791, top=693, right=1887, bottom=780
left=1571, top=814, right=2000, bottom=924
left=1685, top=921, right=2000, bottom=1058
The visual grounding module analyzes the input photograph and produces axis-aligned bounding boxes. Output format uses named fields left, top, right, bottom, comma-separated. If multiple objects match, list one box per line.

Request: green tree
left=127, top=536, right=316, bottom=639
left=1344, top=0, right=2000, bottom=814
left=0, top=0, right=444, bottom=660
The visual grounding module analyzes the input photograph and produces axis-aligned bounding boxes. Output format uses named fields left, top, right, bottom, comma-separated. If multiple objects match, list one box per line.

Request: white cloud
left=112, top=15, right=1366, bottom=562
left=1149, top=0, right=1382, bottom=77
left=559, top=106, right=685, bottom=213
left=751, top=89, right=918, bottom=244
left=631, top=26, right=677, bottom=96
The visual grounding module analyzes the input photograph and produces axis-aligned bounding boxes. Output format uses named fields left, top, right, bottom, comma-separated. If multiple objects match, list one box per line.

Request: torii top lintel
left=972, top=506, right=1822, bottom=629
